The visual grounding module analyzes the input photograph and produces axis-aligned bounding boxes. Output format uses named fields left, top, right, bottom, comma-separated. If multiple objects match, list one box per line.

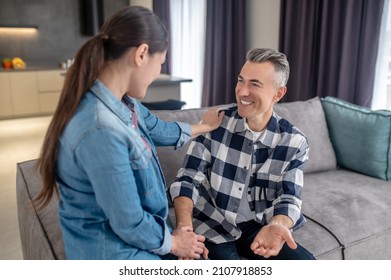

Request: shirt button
left=239, top=187, right=242, bottom=191
left=244, top=166, right=248, bottom=170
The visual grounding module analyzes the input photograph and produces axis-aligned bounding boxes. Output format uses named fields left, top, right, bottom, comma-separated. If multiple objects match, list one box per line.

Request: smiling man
left=169, top=48, right=315, bottom=260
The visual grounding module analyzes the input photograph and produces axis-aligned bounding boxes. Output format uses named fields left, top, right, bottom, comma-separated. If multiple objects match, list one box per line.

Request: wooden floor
left=0, top=115, right=51, bottom=259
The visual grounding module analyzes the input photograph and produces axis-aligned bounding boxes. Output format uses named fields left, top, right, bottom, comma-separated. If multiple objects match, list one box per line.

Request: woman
left=35, top=6, right=223, bottom=260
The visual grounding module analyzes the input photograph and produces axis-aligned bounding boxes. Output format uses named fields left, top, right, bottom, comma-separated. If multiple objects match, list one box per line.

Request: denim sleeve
left=75, top=128, right=172, bottom=255
left=137, top=101, right=192, bottom=149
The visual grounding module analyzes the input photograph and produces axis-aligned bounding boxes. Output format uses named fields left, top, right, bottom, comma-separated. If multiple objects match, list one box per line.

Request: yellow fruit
left=12, top=57, right=26, bottom=69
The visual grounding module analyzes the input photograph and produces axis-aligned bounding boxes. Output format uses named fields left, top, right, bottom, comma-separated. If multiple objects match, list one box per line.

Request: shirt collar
left=233, top=109, right=279, bottom=148
left=89, top=79, right=131, bottom=125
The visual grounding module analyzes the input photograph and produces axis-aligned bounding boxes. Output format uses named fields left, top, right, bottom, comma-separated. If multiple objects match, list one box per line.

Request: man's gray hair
left=246, top=48, right=290, bottom=88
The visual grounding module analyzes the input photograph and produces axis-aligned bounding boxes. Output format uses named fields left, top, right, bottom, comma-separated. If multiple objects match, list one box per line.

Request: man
left=169, top=48, right=315, bottom=260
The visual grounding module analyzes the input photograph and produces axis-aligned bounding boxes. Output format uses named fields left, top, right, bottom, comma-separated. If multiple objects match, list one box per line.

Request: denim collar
left=89, top=79, right=131, bottom=125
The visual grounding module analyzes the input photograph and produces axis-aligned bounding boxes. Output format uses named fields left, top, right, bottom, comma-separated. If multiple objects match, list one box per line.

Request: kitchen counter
left=57, top=72, right=192, bottom=103
left=0, top=66, right=65, bottom=73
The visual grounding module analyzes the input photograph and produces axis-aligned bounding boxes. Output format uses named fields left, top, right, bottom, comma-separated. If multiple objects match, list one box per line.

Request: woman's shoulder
left=61, top=92, right=129, bottom=148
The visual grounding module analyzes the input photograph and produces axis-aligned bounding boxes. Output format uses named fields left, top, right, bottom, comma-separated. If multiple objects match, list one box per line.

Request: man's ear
left=274, top=87, right=287, bottom=102
left=134, top=43, right=149, bottom=66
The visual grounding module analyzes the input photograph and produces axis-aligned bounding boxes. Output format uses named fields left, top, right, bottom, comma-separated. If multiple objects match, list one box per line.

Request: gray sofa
left=16, top=97, right=391, bottom=260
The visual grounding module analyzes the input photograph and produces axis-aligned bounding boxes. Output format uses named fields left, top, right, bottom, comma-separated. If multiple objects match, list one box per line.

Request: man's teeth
left=241, top=100, right=254, bottom=105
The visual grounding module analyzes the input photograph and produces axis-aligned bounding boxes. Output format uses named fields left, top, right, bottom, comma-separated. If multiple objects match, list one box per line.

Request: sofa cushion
left=275, top=97, right=337, bottom=173
left=302, top=169, right=391, bottom=259
left=321, top=96, right=391, bottom=181
left=292, top=217, right=343, bottom=260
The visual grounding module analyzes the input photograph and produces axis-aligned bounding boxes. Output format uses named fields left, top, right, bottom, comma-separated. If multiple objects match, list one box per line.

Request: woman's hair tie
left=100, top=34, right=109, bottom=41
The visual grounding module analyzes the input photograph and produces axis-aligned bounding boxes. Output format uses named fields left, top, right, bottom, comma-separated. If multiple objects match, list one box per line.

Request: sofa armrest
left=16, top=159, right=65, bottom=259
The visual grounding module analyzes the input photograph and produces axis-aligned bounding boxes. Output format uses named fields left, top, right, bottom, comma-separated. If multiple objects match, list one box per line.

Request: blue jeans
left=205, top=221, right=316, bottom=260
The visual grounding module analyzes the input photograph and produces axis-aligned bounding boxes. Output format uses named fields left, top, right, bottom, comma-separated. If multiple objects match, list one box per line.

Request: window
left=169, top=0, right=206, bottom=108
left=372, top=0, right=391, bottom=110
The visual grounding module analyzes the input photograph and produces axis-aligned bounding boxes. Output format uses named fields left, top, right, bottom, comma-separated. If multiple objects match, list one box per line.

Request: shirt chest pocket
left=129, top=140, right=152, bottom=170
left=129, top=144, right=157, bottom=196
left=251, top=172, right=283, bottom=204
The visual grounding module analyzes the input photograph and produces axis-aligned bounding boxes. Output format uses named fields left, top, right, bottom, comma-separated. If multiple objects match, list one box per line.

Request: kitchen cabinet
left=9, top=72, right=40, bottom=115
left=0, top=73, right=13, bottom=117
left=0, top=70, right=188, bottom=119
left=0, top=69, right=65, bottom=119
left=37, top=70, right=64, bottom=113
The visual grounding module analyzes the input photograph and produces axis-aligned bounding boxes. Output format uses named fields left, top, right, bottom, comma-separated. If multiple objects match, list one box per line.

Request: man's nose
left=238, top=86, right=250, bottom=96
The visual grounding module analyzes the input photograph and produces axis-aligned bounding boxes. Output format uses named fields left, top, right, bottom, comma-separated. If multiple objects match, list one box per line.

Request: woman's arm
left=137, top=99, right=224, bottom=147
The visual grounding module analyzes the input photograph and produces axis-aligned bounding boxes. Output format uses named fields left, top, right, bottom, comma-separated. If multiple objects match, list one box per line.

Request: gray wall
left=246, top=0, right=280, bottom=51
left=0, top=0, right=280, bottom=68
left=0, top=0, right=129, bottom=67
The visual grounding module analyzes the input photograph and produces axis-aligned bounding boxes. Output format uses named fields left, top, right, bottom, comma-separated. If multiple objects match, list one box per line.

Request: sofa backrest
left=274, top=97, right=337, bottom=173
left=16, top=159, right=65, bottom=260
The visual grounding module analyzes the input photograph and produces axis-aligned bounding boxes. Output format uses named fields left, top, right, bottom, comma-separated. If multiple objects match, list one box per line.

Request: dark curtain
left=202, top=0, right=246, bottom=107
left=153, top=0, right=171, bottom=74
left=279, top=0, right=384, bottom=107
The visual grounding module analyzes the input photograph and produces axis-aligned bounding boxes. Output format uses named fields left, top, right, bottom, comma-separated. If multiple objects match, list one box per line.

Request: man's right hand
left=171, top=226, right=208, bottom=259
left=172, top=196, right=209, bottom=259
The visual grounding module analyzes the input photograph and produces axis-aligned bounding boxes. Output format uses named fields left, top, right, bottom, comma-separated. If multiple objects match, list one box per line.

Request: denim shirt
left=56, top=80, right=191, bottom=259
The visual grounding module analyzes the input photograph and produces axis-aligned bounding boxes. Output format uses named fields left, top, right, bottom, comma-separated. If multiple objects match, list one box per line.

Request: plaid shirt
left=169, top=106, right=309, bottom=244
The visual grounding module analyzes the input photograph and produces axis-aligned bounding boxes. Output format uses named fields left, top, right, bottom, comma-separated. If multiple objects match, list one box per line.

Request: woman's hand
left=191, top=108, right=224, bottom=137
left=171, top=226, right=208, bottom=259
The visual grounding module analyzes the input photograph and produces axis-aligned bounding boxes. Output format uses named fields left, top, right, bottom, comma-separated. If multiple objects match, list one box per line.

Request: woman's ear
left=134, top=43, right=149, bottom=66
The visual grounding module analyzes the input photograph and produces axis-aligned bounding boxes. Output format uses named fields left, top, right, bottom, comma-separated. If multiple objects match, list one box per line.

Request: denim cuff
left=175, top=122, right=192, bottom=150
left=150, top=219, right=172, bottom=256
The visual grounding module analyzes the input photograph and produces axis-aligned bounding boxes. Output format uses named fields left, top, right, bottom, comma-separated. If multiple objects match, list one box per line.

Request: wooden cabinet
left=37, top=70, right=64, bottom=113
left=0, top=71, right=187, bottom=119
left=9, top=72, right=40, bottom=115
left=0, top=69, right=65, bottom=119
left=0, top=73, right=13, bottom=117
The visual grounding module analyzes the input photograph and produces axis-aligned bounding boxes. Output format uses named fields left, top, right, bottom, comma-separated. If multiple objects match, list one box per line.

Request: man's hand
left=171, top=225, right=209, bottom=260
left=250, top=215, right=297, bottom=258
left=171, top=226, right=207, bottom=259
left=173, top=196, right=209, bottom=260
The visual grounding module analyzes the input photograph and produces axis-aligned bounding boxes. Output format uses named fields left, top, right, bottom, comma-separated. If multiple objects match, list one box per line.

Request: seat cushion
left=302, top=169, right=391, bottom=259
